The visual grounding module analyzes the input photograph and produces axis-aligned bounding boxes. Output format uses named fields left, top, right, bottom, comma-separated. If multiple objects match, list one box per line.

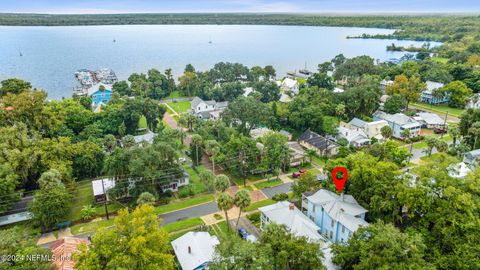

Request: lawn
left=254, top=179, right=283, bottom=189
left=183, top=165, right=208, bottom=194
left=167, top=100, right=191, bottom=114
left=165, top=91, right=183, bottom=100
left=411, top=102, right=464, bottom=118
left=311, top=156, right=326, bottom=167
left=168, top=229, right=196, bottom=242
left=138, top=116, right=148, bottom=129
left=154, top=194, right=214, bottom=215
left=162, top=217, right=204, bottom=233
left=412, top=134, right=452, bottom=149
left=71, top=218, right=115, bottom=235
left=244, top=198, right=276, bottom=212
left=431, top=57, right=449, bottom=64
left=209, top=221, right=233, bottom=238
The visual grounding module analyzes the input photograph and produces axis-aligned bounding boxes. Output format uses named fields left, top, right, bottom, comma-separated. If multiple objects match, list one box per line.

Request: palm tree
left=306, top=149, right=317, bottom=165
left=449, top=126, right=460, bottom=145
left=205, top=140, right=220, bottom=174
left=468, top=122, right=480, bottom=149
left=214, top=174, right=230, bottom=193
left=234, top=189, right=251, bottom=229
left=423, top=137, right=439, bottom=157
left=401, top=129, right=413, bottom=162
left=381, top=125, right=393, bottom=140
left=217, top=192, right=234, bottom=231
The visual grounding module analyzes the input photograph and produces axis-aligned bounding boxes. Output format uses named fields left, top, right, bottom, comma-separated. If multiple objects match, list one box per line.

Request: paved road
left=261, top=183, right=292, bottom=198
left=158, top=201, right=219, bottom=225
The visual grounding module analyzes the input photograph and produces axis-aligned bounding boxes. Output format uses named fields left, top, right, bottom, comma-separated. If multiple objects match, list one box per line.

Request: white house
left=466, top=93, right=480, bottom=109
left=92, top=178, right=116, bottom=203
left=259, top=201, right=326, bottom=243
left=341, top=118, right=389, bottom=142
left=414, top=112, right=445, bottom=129
left=373, top=111, right=422, bottom=139
left=338, top=126, right=370, bottom=147
left=191, top=97, right=228, bottom=120
left=281, top=78, right=300, bottom=95
left=133, top=131, right=157, bottom=145
left=302, top=189, right=368, bottom=244
left=171, top=231, right=219, bottom=270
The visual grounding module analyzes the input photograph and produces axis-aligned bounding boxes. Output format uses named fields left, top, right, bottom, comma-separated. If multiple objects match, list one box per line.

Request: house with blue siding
left=302, top=189, right=368, bottom=244
left=420, top=81, right=448, bottom=104
left=88, top=83, right=113, bottom=112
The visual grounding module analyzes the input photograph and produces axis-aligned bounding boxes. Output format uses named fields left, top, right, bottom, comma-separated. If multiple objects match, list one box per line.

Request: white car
left=178, top=157, right=187, bottom=163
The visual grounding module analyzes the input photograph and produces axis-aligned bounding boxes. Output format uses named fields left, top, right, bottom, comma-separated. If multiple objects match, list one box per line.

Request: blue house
left=89, top=83, right=112, bottom=112
left=420, top=81, right=449, bottom=104
left=302, top=189, right=368, bottom=244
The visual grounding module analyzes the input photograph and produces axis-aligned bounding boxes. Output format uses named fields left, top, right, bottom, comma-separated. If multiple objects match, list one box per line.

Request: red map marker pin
left=331, top=167, right=348, bottom=193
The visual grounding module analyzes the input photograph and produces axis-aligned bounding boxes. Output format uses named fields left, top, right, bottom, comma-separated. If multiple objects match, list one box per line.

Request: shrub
left=247, top=212, right=260, bottom=223
left=272, top=193, right=289, bottom=202
left=137, top=192, right=156, bottom=205
left=80, top=205, right=96, bottom=221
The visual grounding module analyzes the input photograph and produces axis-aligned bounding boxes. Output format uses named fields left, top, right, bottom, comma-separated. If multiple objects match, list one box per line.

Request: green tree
left=307, top=72, right=334, bottom=90
left=199, top=169, right=215, bottom=192
left=380, top=125, right=393, bottom=140
left=29, top=169, right=71, bottom=231
left=332, top=221, right=433, bottom=270
left=190, top=134, right=203, bottom=166
left=137, top=192, right=156, bottom=205
left=386, top=75, right=426, bottom=111
left=291, top=172, right=321, bottom=199
left=261, top=132, right=291, bottom=176
left=423, top=136, right=439, bottom=156
left=0, top=78, right=32, bottom=96
left=75, top=205, right=173, bottom=270
left=384, top=94, right=407, bottom=114
left=214, top=174, right=230, bottom=192
left=0, top=163, right=20, bottom=213
left=217, top=192, right=234, bottom=231
left=205, top=140, right=221, bottom=173
left=437, top=81, right=473, bottom=108
left=306, top=148, right=317, bottom=164
left=0, top=227, right=54, bottom=270
left=80, top=205, right=96, bottom=221
left=222, top=96, right=272, bottom=135
left=112, top=80, right=132, bottom=96
left=223, top=133, right=259, bottom=184
left=468, top=122, right=480, bottom=149
left=233, top=189, right=251, bottom=229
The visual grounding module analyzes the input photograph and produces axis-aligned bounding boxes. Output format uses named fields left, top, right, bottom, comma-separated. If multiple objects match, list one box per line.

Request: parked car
left=238, top=228, right=249, bottom=239
left=246, top=234, right=258, bottom=243
left=185, top=150, right=191, bottom=156
left=434, top=128, right=447, bottom=134
left=178, top=157, right=187, bottom=163
left=292, top=169, right=308, bottom=178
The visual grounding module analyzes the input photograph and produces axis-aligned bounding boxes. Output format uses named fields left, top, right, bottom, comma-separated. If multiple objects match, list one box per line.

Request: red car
left=292, top=169, right=308, bottom=178
left=434, top=129, right=447, bottom=134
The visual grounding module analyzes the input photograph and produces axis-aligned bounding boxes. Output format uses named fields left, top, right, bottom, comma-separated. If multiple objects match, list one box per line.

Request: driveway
left=231, top=216, right=261, bottom=239
left=158, top=201, right=219, bottom=225
left=261, top=183, right=292, bottom=198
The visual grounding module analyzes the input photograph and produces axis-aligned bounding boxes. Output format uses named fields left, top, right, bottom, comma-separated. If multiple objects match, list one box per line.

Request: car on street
left=292, top=169, right=308, bottom=178
left=238, top=228, right=249, bottom=239
left=434, top=128, right=448, bottom=134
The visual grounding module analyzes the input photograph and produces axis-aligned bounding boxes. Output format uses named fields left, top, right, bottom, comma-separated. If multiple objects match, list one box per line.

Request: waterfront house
left=298, top=130, right=339, bottom=157
left=302, top=189, right=368, bottom=244
left=414, top=112, right=445, bottom=129
left=338, top=126, right=370, bottom=147
left=259, top=201, right=326, bottom=243
left=373, top=111, right=422, bottom=139
left=191, top=97, right=228, bottom=120
left=171, top=231, right=219, bottom=270
left=88, top=83, right=113, bottom=111
left=420, top=81, right=448, bottom=104
left=281, top=78, right=299, bottom=95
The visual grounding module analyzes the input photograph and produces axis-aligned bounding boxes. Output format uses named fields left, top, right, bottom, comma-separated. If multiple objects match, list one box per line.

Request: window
left=312, top=205, right=316, bottom=213
left=329, top=231, right=333, bottom=239
left=342, top=225, right=345, bottom=233
left=198, top=106, right=200, bottom=110
left=331, top=220, right=334, bottom=227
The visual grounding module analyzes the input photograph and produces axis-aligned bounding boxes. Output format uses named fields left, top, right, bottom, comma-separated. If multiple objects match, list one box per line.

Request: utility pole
left=441, top=111, right=448, bottom=139
left=101, top=178, right=110, bottom=220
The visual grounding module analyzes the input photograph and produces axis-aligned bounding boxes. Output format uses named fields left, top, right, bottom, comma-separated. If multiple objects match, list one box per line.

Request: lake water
left=0, top=25, right=440, bottom=100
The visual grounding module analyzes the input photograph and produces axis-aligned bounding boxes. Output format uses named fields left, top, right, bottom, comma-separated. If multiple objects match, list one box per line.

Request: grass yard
left=70, top=218, right=115, bottom=235
left=167, top=100, right=191, bottom=114
left=431, top=57, right=449, bottom=64
left=311, top=156, right=326, bottom=167
left=254, top=179, right=283, bottom=189
left=138, top=116, right=148, bottom=129
left=162, top=217, right=204, bottom=233
left=184, top=165, right=208, bottom=194
left=165, top=91, right=183, bottom=100
left=154, top=194, right=214, bottom=215
left=210, top=221, right=234, bottom=238
left=168, top=229, right=196, bottom=242
left=412, top=134, right=452, bottom=149
left=411, top=102, right=464, bottom=118
left=244, top=198, right=276, bottom=212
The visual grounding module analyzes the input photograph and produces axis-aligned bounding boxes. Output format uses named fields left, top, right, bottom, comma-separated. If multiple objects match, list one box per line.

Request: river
left=0, top=25, right=440, bottom=100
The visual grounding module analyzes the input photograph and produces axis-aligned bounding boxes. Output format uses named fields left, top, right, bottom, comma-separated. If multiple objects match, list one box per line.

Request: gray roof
left=416, top=112, right=444, bottom=125
left=216, top=101, right=229, bottom=109
left=298, top=130, right=339, bottom=151
left=191, top=97, right=204, bottom=109
left=205, top=100, right=217, bottom=106
left=465, top=149, right=480, bottom=159
left=259, top=201, right=325, bottom=242
left=133, top=131, right=157, bottom=144
left=306, top=189, right=368, bottom=232
left=349, top=118, right=367, bottom=129
left=373, top=111, right=421, bottom=128
left=424, top=81, right=444, bottom=94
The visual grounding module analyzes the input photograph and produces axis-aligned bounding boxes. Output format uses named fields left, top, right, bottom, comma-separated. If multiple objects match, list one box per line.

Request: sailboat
left=113, top=39, right=116, bottom=43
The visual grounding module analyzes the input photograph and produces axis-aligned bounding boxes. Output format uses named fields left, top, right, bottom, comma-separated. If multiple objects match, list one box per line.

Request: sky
left=1, top=0, right=480, bottom=14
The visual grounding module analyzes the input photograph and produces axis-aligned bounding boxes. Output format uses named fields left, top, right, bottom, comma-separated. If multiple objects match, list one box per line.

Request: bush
left=272, top=193, right=289, bottom=202
left=80, top=205, right=96, bottom=221
left=136, top=192, right=156, bottom=205
left=213, top=213, right=223, bottom=220
left=178, top=186, right=194, bottom=198
left=247, top=212, right=260, bottom=223
left=410, top=135, right=424, bottom=142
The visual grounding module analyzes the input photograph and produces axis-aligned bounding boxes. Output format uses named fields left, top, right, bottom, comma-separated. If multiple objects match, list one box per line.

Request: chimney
left=188, top=246, right=191, bottom=254
left=289, top=203, right=295, bottom=210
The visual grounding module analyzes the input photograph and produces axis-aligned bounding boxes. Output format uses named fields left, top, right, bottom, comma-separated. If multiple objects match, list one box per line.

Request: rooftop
left=133, top=131, right=157, bottom=144
left=373, top=111, right=421, bottom=128
left=415, top=112, right=444, bottom=125
left=171, top=231, right=219, bottom=270
left=299, top=130, right=339, bottom=151
left=92, top=178, right=115, bottom=196
left=348, top=118, right=367, bottom=129
left=259, top=201, right=325, bottom=243
left=424, top=81, right=444, bottom=94
left=282, top=78, right=298, bottom=88
left=306, top=189, right=368, bottom=232
left=49, top=237, right=89, bottom=270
